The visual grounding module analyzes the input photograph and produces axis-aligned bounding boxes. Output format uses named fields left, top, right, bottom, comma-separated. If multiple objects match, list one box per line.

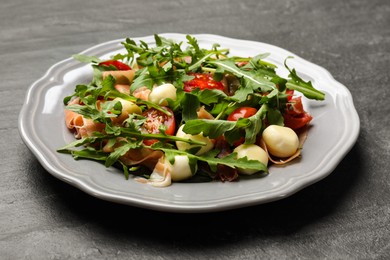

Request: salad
left=58, top=34, right=325, bottom=187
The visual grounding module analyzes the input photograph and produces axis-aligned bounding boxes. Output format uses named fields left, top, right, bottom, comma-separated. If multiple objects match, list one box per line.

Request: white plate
left=18, top=34, right=359, bottom=213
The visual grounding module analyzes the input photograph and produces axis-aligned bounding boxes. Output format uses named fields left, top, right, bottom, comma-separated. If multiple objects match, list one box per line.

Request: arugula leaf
left=186, top=34, right=203, bottom=57
left=154, top=147, right=267, bottom=173
left=105, top=141, right=139, bottom=167
left=130, top=69, right=154, bottom=92
left=187, top=52, right=213, bottom=72
left=183, top=104, right=268, bottom=145
left=183, top=119, right=237, bottom=139
left=181, top=92, right=200, bottom=122
left=195, top=88, right=227, bottom=105
left=244, top=104, right=268, bottom=143
left=198, top=151, right=267, bottom=173
left=229, top=80, right=254, bottom=102
left=210, top=59, right=276, bottom=92
left=68, top=147, right=108, bottom=161
left=57, top=137, right=100, bottom=152
left=73, top=54, right=101, bottom=64
left=284, top=57, right=325, bottom=100
left=100, top=74, right=116, bottom=95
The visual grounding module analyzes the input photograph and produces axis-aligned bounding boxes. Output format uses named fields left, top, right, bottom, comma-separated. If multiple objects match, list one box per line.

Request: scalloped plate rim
left=18, top=33, right=360, bottom=213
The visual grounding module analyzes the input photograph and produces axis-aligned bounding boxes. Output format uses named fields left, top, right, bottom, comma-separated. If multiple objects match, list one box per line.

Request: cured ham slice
left=64, top=98, right=105, bottom=138
left=119, top=148, right=163, bottom=170
left=114, top=84, right=130, bottom=95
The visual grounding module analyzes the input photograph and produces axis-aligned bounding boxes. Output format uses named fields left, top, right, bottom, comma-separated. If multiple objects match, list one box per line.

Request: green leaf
left=195, top=89, right=227, bottom=105
left=57, top=137, right=99, bottom=152
left=73, top=54, right=101, bottom=64
left=229, top=82, right=254, bottom=102
left=154, top=34, right=163, bottom=46
left=286, top=82, right=325, bottom=100
left=284, top=57, right=325, bottom=100
left=130, top=71, right=154, bottom=92
left=101, top=74, right=116, bottom=93
left=199, top=152, right=267, bottom=173
left=209, top=59, right=276, bottom=92
left=153, top=147, right=267, bottom=174
left=186, top=35, right=203, bottom=57
left=181, top=93, right=200, bottom=122
left=244, top=104, right=268, bottom=144
left=183, top=119, right=237, bottom=139
left=187, top=52, right=213, bottom=72
left=105, top=142, right=138, bottom=167
left=267, top=107, right=284, bottom=126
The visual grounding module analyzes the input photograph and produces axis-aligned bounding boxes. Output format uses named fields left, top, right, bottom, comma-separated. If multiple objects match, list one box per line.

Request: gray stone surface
left=1, top=0, right=389, bottom=259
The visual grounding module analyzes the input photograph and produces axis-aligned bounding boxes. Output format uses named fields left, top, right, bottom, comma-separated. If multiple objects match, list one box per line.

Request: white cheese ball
left=169, top=155, right=196, bottom=181
left=175, top=124, right=214, bottom=155
left=148, top=83, right=177, bottom=106
left=112, top=98, right=142, bottom=123
left=150, top=155, right=196, bottom=184
left=233, top=144, right=268, bottom=175
left=262, top=125, right=299, bottom=158
left=113, top=98, right=142, bottom=115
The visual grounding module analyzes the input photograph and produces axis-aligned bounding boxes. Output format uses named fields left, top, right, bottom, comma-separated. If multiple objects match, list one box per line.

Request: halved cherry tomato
left=141, top=107, right=176, bottom=146
left=283, top=96, right=312, bottom=130
left=227, top=107, right=258, bottom=121
left=286, top=89, right=294, bottom=101
left=99, top=60, right=132, bottom=71
left=227, top=107, right=258, bottom=146
left=285, top=96, right=305, bottom=115
left=184, top=73, right=225, bottom=92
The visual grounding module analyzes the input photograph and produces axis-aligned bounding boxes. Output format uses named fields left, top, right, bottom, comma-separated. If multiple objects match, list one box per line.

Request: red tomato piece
left=99, top=60, right=132, bottom=71
left=184, top=73, right=225, bottom=92
left=227, top=107, right=258, bottom=146
left=286, top=89, right=294, bottom=101
left=285, top=96, right=305, bottom=115
left=227, top=107, right=258, bottom=121
left=283, top=96, right=312, bottom=130
left=141, top=107, right=176, bottom=146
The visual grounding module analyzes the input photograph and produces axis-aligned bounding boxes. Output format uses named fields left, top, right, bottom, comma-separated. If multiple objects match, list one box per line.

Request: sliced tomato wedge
left=227, top=107, right=257, bottom=121
left=184, top=73, right=225, bottom=92
left=141, top=107, right=176, bottom=146
left=283, top=96, right=312, bottom=130
left=286, top=89, right=294, bottom=101
left=227, top=107, right=258, bottom=146
left=99, top=60, right=132, bottom=71
left=285, top=96, right=305, bottom=115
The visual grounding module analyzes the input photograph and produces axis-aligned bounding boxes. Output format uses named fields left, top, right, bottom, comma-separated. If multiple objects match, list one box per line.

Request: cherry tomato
left=227, top=107, right=258, bottom=146
left=283, top=96, right=312, bottom=130
left=184, top=73, right=225, bottom=92
left=285, top=96, right=305, bottom=115
left=286, top=89, right=294, bottom=101
left=227, top=107, right=258, bottom=121
left=99, top=60, right=132, bottom=71
left=141, top=107, right=176, bottom=146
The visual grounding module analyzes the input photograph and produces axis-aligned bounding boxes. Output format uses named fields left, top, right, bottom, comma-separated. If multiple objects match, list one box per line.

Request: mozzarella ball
left=112, top=98, right=142, bottom=123
left=233, top=144, right=268, bottom=175
left=262, top=125, right=299, bottom=158
left=175, top=124, right=214, bottom=155
left=113, top=98, right=142, bottom=115
left=169, top=155, right=196, bottom=181
left=148, top=83, right=177, bottom=106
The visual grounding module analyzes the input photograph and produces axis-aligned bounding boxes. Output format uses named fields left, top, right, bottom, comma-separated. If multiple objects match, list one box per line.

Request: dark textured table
left=2, top=0, right=389, bottom=259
